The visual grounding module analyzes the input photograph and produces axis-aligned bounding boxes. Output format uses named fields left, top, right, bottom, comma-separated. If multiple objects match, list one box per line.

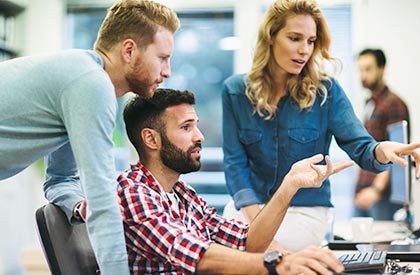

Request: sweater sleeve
left=44, top=141, right=84, bottom=222
left=47, top=71, right=129, bottom=275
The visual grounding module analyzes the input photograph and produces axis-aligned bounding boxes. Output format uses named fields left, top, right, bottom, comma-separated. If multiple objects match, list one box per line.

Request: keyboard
left=338, top=250, right=387, bottom=272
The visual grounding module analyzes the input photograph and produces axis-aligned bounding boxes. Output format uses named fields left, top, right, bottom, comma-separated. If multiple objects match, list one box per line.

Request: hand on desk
left=276, top=246, right=344, bottom=275
left=266, top=239, right=292, bottom=255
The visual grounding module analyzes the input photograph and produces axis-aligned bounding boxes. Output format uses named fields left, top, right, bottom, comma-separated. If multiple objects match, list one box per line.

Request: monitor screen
left=387, top=120, right=411, bottom=205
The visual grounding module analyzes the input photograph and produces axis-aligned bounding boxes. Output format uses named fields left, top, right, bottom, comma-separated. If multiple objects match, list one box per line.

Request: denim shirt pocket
left=288, top=128, right=319, bottom=159
left=239, top=129, right=261, bottom=144
left=239, top=129, right=263, bottom=161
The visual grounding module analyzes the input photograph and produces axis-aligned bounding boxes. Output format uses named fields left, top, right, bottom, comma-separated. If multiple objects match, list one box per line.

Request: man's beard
left=160, top=133, right=201, bottom=174
left=125, top=56, right=156, bottom=98
left=363, top=76, right=380, bottom=91
left=126, top=75, right=154, bottom=98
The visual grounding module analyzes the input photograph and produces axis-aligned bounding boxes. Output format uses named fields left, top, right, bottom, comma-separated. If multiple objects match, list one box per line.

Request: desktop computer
left=387, top=120, right=413, bottom=230
left=330, top=121, right=420, bottom=263
left=330, top=121, right=419, bottom=263
left=388, top=120, right=411, bottom=205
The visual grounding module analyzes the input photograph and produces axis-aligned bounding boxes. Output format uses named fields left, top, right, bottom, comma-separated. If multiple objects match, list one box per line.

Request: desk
left=332, top=249, right=420, bottom=274
left=20, top=249, right=49, bottom=275
left=334, top=220, right=412, bottom=243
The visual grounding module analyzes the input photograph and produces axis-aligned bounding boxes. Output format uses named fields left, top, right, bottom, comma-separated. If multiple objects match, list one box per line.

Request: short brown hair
left=124, top=89, right=195, bottom=158
left=94, top=0, right=180, bottom=52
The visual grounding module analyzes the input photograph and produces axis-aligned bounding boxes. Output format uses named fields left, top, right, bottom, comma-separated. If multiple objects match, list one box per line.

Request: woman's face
left=269, top=14, right=317, bottom=76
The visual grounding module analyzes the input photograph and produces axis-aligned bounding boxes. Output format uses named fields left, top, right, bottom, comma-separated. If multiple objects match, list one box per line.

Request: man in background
left=354, top=48, right=410, bottom=220
left=0, top=1, right=179, bottom=273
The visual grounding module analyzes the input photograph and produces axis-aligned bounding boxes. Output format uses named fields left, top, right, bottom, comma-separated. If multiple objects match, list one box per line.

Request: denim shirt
left=222, top=74, right=390, bottom=210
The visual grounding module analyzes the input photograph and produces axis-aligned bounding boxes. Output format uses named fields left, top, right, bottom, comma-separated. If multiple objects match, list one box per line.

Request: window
left=165, top=11, right=234, bottom=212
left=321, top=4, right=355, bottom=224
left=163, top=11, right=234, bottom=147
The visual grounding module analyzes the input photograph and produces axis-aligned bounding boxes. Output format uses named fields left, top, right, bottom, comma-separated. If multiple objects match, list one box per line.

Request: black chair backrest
left=35, top=203, right=98, bottom=275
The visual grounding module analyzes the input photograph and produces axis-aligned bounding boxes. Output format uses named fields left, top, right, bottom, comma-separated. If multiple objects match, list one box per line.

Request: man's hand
left=354, top=187, right=381, bottom=209
left=355, top=170, right=389, bottom=209
left=266, top=239, right=292, bottom=256
left=375, top=141, right=420, bottom=177
left=276, top=246, right=344, bottom=275
left=73, top=199, right=87, bottom=222
left=284, top=154, right=354, bottom=191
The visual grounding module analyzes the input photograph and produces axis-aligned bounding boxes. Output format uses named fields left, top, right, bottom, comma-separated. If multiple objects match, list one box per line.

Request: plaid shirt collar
left=370, top=85, right=390, bottom=104
left=133, top=161, right=198, bottom=211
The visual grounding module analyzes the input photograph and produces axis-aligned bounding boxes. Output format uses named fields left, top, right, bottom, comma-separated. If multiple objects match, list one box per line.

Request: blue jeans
left=353, top=197, right=403, bottom=220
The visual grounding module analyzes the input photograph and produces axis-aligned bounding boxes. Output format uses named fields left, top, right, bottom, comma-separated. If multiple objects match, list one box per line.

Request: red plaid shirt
left=355, top=86, right=410, bottom=196
left=117, top=162, right=249, bottom=274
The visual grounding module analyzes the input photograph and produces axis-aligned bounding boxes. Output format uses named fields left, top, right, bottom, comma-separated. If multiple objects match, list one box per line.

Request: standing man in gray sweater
left=0, top=1, right=179, bottom=274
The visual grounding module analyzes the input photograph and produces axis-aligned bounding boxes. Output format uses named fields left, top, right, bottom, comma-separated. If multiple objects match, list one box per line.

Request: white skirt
left=223, top=200, right=331, bottom=251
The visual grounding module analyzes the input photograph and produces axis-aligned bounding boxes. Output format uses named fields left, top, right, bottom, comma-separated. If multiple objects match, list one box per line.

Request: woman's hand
left=375, top=141, right=420, bottom=177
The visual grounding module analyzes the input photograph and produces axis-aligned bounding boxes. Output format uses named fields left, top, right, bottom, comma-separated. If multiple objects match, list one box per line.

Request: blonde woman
left=222, top=0, right=420, bottom=251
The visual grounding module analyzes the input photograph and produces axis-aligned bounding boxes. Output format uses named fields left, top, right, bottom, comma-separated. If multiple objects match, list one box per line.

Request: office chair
left=35, top=203, right=99, bottom=275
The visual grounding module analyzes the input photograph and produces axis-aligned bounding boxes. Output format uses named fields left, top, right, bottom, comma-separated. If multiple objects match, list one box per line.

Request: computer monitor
left=387, top=120, right=411, bottom=205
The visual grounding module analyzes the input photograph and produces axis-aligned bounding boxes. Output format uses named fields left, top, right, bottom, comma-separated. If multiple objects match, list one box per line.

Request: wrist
left=370, top=185, right=382, bottom=195
left=374, top=143, right=382, bottom=163
left=264, top=251, right=282, bottom=275
left=277, top=179, right=298, bottom=200
left=374, top=142, right=390, bottom=165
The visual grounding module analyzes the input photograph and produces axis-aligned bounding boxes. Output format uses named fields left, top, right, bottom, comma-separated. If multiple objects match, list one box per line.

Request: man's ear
left=121, top=38, right=137, bottom=63
left=141, top=128, right=160, bottom=150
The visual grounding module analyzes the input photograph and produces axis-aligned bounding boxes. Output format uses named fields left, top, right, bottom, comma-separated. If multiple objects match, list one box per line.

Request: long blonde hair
left=247, top=0, right=336, bottom=119
left=94, top=0, right=180, bottom=52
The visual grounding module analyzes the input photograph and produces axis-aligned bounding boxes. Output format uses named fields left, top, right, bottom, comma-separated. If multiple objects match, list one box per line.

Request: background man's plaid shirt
left=355, top=86, right=410, bottom=196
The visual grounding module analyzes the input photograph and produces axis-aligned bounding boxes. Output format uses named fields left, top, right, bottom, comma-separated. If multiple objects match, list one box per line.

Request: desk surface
left=333, top=249, right=420, bottom=274
left=334, top=220, right=412, bottom=243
